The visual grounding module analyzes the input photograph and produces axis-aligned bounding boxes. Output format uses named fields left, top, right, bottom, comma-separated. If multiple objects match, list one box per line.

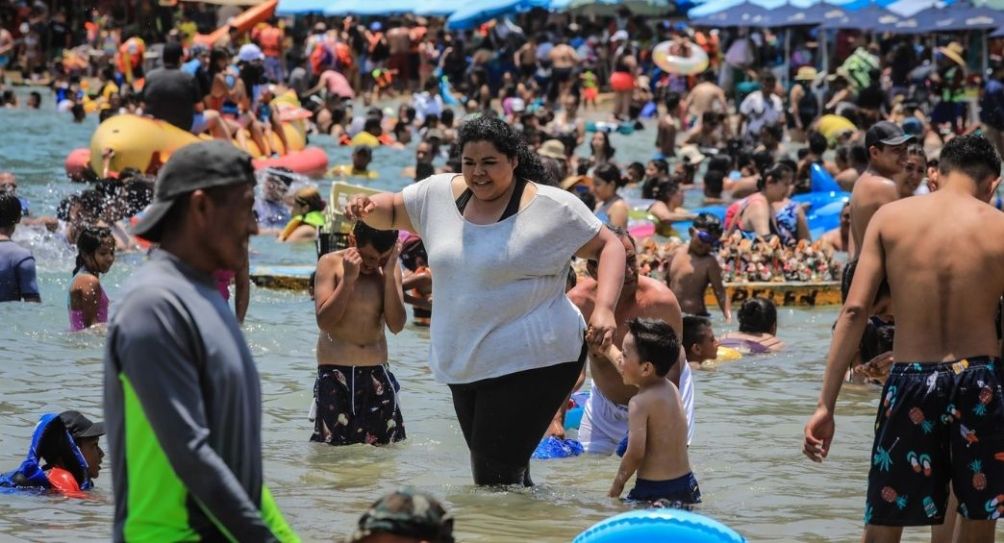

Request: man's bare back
left=314, top=249, right=390, bottom=366
left=387, top=27, right=411, bottom=55
left=568, top=275, right=682, bottom=405
left=687, top=81, right=726, bottom=118
left=550, top=44, right=577, bottom=69
left=866, top=191, right=1004, bottom=362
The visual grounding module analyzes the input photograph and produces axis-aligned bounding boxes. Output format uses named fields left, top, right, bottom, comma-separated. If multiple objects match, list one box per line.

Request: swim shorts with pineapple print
left=865, top=357, right=1004, bottom=526
left=311, top=364, right=406, bottom=446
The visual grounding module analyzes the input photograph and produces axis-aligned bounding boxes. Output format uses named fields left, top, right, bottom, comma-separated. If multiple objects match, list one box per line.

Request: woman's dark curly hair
left=457, top=115, right=547, bottom=184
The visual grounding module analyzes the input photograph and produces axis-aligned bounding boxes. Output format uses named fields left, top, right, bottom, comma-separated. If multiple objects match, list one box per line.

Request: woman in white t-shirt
left=345, top=116, right=625, bottom=486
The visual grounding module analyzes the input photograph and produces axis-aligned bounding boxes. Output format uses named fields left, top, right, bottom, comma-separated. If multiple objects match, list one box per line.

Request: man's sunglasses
left=695, top=229, right=721, bottom=247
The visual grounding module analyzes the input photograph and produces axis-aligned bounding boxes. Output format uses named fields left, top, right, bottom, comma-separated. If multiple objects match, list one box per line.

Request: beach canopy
left=276, top=0, right=329, bottom=14
left=446, top=0, right=550, bottom=29
left=690, top=1, right=771, bottom=26
left=759, top=2, right=849, bottom=26
left=820, top=4, right=901, bottom=28
left=909, top=5, right=1000, bottom=32
left=885, top=0, right=948, bottom=16
left=565, top=0, right=674, bottom=15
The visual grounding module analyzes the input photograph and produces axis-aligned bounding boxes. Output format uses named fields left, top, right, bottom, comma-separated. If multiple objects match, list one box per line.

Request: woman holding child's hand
left=345, top=116, right=625, bottom=486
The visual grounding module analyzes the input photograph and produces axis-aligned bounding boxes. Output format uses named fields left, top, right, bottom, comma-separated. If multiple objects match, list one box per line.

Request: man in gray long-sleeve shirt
left=103, top=141, right=297, bottom=542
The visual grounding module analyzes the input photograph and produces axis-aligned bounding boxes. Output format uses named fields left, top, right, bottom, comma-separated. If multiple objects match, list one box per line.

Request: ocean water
left=0, top=99, right=943, bottom=542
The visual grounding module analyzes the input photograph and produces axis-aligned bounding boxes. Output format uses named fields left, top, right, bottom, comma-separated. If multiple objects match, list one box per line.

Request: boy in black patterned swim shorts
left=804, top=134, right=1004, bottom=542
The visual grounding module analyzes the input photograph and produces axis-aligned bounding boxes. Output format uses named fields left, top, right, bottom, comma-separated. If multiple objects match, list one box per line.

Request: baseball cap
left=237, top=43, right=264, bottom=63
left=347, top=488, right=454, bottom=543
left=59, top=411, right=105, bottom=440
left=130, top=141, right=255, bottom=241
left=865, top=121, right=914, bottom=149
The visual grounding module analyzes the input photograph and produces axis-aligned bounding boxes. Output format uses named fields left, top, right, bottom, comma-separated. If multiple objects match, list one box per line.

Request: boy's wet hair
left=682, top=315, right=712, bottom=352
left=808, top=132, right=828, bottom=155
left=938, top=134, right=1002, bottom=184
left=0, top=192, right=22, bottom=228
left=703, top=170, right=724, bottom=198
left=627, top=161, right=645, bottom=178
left=353, top=221, right=398, bottom=253
left=738, top=297, right=778, bottom=334
left=627, top=318, right=680, bottom=377
left=693, top=212, right=723, bottom=237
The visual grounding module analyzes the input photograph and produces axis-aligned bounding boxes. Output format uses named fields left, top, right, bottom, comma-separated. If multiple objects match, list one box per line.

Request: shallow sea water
left=0, top=98, right=955, bottom=542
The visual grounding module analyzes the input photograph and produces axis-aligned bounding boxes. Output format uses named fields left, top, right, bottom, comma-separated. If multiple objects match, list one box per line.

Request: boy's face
left=619, top=333, right=650, bottom=387
left=78, top=437, right=104, bottom=479
left=354, top=241, right=393, bottom=275
left=690, top=325, right=719, bottom=363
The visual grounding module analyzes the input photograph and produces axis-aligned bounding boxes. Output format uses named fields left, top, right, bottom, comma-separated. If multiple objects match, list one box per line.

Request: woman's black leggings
left=448, top=343, right=586, bottom=486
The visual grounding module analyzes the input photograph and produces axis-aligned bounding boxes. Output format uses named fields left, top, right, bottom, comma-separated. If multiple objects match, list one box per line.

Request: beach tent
left=689, top=1, right=772, bottom=26
left=323, top=0, right=420, bottom=15
left=885, top=0, right=949, bottom=16
left=760, top=2, right=849, bottom=26
left=910, top=5, right=999, bottom=32
left=446, top=0, right=550, bottom=30
left=565, top=0, right=675, bottom=15
left=820, top=4, right=901, bottom=29
left=276, top=0, right=329, bottom=14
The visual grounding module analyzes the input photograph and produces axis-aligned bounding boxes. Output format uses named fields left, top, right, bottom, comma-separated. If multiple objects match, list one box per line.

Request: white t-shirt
left=739, top=90, right=783, bottom=138
left=402, top=174, right=602, bottom=384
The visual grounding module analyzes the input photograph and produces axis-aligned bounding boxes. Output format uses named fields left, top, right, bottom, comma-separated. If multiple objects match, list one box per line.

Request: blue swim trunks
left=866, top=357, right=1004, bottom=526
left=627, top=472, right=702, bottom=507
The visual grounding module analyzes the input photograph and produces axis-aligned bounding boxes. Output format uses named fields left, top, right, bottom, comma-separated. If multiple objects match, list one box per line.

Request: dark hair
left=809, top=132, right=827, bottom=155
left=757, top=163, right=792, bottom=191
left=353, top=145, right=373, bottom=159
left=594, top=163, right=625, bottom=188
left=651, top=180, right=679, bottom=203
left=665, top=91, right=681, bottom=111
left=707, top=155, right=731, bottom=174
left=415, top=162, right=435, bottom=181
left=860, top=318, right=895, bottom=363
left=704, top=169, right=724, bottom=197
left=457, top=115, right=546, bottom=184
left=74, top=225, right=113, bottom=275
left=627, top=318, right=680, bottom=377
left=441, top=108, right=455, bottom=127
left=29, top=91, right=41, bottom=107
left=163, top=42, right=184, bottom=65
left=352, top=220, right=398, bottom=253
left=693, top=212, right=723, bottom=237
left=539, top=156, right=565, bottom=187
left=124, top=182, right=153, bottom=216
left=738, top=297, right=777, bottom=334
left=37, top=419, right=86, bottom=485
left=364, top=116, right=383, bottom=134
left=0, top=192, right=22, bottom=228
left=938, top=134, right=1000, bottom=184
left=682, top=315, right=712, bottom=351
left=591, top=130, right=616, bottom=160
left=576, top=189, right=596, bottom=210
left=627, top=161, right=645, bottom=179
left=649, top=158, right=669, bottom=174
left=850, top=144, right=869, bottom=166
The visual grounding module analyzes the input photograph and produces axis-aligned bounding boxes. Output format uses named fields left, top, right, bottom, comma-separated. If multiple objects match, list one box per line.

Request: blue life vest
left=0, top=413, right=92, bottom=491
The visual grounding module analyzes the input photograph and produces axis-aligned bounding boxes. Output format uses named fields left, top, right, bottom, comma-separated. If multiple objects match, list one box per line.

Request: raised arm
left=314, top=252, right=357, bottom=330
left=344, top=192, right=415, bottom=233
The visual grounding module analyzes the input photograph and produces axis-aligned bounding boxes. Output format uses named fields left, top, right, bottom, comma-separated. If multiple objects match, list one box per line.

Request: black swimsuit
left=455, top=177, right=527, bottom=222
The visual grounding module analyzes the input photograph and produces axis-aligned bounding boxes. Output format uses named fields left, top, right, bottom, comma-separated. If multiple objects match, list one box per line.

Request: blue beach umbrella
left=276, top=0, right=330, bottom=15
left=821, top=4, right=901, bottom=29
left=324, top=0, right=418, bottom=15
left=446, top=0, right=549, bottom=30
left=911, top=5, right=999, bottom=32
left=566, top=0, right=675, bottom=15
left=690, top=1, right=771, bottom=26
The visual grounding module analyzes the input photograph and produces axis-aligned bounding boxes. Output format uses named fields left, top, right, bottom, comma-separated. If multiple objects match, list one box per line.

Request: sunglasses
left=695, top=229, right=720, bottom=246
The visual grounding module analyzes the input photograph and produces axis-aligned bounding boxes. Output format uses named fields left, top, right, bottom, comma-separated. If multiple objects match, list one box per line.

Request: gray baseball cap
left=131, top=141, right=255, bottom=242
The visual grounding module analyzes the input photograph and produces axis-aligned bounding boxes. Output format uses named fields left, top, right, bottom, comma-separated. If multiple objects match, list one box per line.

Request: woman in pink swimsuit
left=68, top=226, right=115, bottom=331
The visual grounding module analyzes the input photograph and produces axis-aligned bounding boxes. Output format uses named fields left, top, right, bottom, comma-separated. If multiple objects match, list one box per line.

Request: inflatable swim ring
left=809, top=163, right=842, bottom=193
left=653, top=41, right=710, bottom=76
left=532, top=436, right=584, bottom=459
left=586, top=121, right=635, bottom=135
left=64, top=114, right=328, bottom=178
left=715, top=346, right=743, bottom=362
left=574, top=509, right=746, bottom=543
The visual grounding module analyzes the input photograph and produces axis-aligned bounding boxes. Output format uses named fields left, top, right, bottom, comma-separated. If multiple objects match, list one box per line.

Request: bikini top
left=455, top=177, right=527, bottom=222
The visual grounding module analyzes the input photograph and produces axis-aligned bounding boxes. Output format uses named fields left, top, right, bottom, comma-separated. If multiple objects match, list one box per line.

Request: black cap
left=59, top=411, right=105, bottom=439
left=130, top=141, right=255, bottom=242
left=865, top=121, right=914, bottom=149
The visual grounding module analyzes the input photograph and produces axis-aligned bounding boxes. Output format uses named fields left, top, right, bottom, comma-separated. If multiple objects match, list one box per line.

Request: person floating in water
left=682, top=315, right=721, bottom=367
left=719, top=297, right=784, bottom=354
left=605, top=318, right=701, bottom=508
left=804, top=134, right=1004, bottom=542
left=311, top=220, right=407, bottom=446
left=329, top=146, right=379, bottom=180
left=279, top=186, right=326, bottom=243
left=68, top=225, right=115, bottom=331
left=0, top=410, right=104, bottom=496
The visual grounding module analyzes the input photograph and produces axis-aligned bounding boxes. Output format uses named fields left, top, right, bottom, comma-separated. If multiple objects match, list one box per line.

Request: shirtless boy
left=804, top=134, right=1004, bottom=542
left=568, top=228, right=695, bottom=454
left=606, top=318, right=700, bottom=507
left=312, top=221, right=407, bottom=445
left=848, top=121, right=911, bottom=258
left=666, top=213, right=731, bottom=322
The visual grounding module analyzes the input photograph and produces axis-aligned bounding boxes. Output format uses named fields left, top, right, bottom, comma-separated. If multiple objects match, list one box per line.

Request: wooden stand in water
left=250, top=266, right=841, bottom=308
left=704, top=281, right=841, bottom=308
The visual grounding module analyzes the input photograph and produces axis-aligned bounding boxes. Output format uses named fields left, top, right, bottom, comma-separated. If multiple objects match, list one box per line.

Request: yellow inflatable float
left=65, top=113, right=328, bottom=179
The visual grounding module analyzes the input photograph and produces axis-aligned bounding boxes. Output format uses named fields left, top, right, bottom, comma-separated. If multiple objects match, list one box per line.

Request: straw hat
left=538, top=139, right=567, bottom=160
left=938, top=42, right=965, bottom=67
left=795, top=66, right=818, bottom=82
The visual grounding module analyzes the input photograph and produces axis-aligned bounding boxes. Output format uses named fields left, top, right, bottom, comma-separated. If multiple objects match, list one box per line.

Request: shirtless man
left=666, top=213, right=731, bottom=322
left=684, top=71, right=727, bottom=123
left=568, top=228, right=695, bottom=454
left=549, top=37, right=579, bottom=104
left=656, top=92, right=682, bottom=159
left=312, top=221, right=407, bottom=446
left=848, top=121, right=911, bottom=258
left=804, top=134, right=1004, bottom=543
left=387, top=22, right=412, bottom=93
left=514, top=36, right=538, bottom=81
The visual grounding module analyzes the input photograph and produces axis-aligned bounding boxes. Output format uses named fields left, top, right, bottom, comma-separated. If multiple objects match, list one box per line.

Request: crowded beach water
left=1, top=1, right=1003, bottom=541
